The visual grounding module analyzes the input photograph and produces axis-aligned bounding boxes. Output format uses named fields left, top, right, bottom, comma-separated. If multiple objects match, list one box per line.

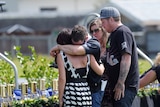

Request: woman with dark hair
left=56, top=26, right=105, bottom=107
left=56, top=28, right=72, bottom=45
left=50, top=28, right=72, bottom=68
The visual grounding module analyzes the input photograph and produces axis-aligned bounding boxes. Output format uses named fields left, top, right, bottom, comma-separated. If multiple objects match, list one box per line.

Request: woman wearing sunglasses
left=89, top=18, right=109, bottom=106
left=89, top=19, right=108, bottom=57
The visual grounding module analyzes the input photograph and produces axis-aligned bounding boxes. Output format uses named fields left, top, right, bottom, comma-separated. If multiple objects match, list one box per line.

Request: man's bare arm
left=50, top=45, right=60, bottom=57
left=56, top=44, right=86, bottom=55
left=118, top=53, right=131, bottom=84
left=50, top=44, right=86, bottom=57
left=114, top=53, right=131, bottom=100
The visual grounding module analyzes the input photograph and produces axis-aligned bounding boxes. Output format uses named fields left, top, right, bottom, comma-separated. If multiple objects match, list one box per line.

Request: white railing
left=0, top=53, right=18, bottom=89
left=137, top=47, right=153, bottom=66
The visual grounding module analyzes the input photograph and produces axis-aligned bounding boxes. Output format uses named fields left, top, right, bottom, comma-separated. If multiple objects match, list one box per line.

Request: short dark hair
left=56, top=28, right=72, bottom=45
left=71, top=25, right=87, bottom=42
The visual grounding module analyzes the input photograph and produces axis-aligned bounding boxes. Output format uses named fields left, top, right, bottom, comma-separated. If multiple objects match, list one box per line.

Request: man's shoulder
left=83, top=37, right=100, bottom=60
left=87, top=37, right=99, bottom=44
left=85, top=37, right=100, bottom=49
left=118, top=25, right=132, bottom=33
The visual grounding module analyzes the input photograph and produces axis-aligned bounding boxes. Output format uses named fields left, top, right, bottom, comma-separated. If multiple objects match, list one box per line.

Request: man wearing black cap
left=99, top=7, right=139, bottom=107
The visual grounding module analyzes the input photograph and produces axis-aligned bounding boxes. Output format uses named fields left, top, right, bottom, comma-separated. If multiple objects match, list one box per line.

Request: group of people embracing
left=50, top=6, right=158, bottom=107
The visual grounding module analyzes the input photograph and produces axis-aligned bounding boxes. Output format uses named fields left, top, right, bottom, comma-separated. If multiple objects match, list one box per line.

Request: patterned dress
left=60, top=51, right=92, bottom=107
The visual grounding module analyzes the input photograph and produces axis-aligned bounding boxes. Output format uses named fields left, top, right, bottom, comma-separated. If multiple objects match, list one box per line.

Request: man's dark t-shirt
left=83, top=36, right=101, bottom=93
left=105, top=25, right=139, bottom=91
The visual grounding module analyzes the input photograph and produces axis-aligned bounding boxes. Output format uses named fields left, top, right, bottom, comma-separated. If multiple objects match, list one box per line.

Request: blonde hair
left=154, top=52, right=160, bottom=66
left=89, top=19, right=108, bottom=48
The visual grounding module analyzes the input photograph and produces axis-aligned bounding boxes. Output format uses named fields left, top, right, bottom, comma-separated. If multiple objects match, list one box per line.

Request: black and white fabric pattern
left=60, top=51, right=92, bottom=107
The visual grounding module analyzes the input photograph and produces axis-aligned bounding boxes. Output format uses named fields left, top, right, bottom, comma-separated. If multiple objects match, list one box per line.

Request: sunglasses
left=90, top=28, right=101, bottom=34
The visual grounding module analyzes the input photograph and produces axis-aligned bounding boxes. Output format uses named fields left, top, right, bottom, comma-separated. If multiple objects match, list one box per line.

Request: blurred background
left=0, top=0, right=160, bottom=58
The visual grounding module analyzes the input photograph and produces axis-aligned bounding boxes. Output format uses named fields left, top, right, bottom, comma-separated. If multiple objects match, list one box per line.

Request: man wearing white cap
left=99, top=7, right=139, bottom=107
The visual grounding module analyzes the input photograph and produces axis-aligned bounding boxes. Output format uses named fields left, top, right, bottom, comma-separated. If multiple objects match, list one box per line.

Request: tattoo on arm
left=118, top=53, right=131, bottom=83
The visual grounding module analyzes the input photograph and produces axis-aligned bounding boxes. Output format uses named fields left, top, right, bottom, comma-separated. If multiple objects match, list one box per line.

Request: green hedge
left=0, top=46, right=58, bottom=88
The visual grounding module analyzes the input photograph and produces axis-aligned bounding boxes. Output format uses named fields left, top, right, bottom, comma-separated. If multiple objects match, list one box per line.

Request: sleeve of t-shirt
left=117, top=31, right=133, bottom=55
left=153, top=65, right=160, bottom=82
left=82, top=38, right=100, bottom=61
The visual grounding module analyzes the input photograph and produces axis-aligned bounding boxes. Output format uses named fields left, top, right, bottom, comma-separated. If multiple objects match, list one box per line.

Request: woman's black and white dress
left=60, top=51, right=92, bottom=107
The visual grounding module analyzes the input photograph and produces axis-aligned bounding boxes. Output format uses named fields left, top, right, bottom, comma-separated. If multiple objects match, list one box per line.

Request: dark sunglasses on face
left=90, top=28, right=101, bottom=34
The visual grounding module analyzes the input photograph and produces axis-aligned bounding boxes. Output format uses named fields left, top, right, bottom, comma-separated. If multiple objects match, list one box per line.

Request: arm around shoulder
left=58, top=44, right=86, bottom=55
left=50, top=45, right=60, bottom=57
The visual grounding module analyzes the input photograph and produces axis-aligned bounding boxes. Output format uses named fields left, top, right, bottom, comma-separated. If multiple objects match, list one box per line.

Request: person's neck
left=112, top=23, right=123, bottom=32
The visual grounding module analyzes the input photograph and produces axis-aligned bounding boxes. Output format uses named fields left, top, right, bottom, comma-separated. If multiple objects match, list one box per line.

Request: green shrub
left=14, top=46, right=58, bottom=88
left=0, top=54, right=14, bottom=84
left=0, top=46, right=58, bottom=88
left=0, top=45, right=157, bottom=99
